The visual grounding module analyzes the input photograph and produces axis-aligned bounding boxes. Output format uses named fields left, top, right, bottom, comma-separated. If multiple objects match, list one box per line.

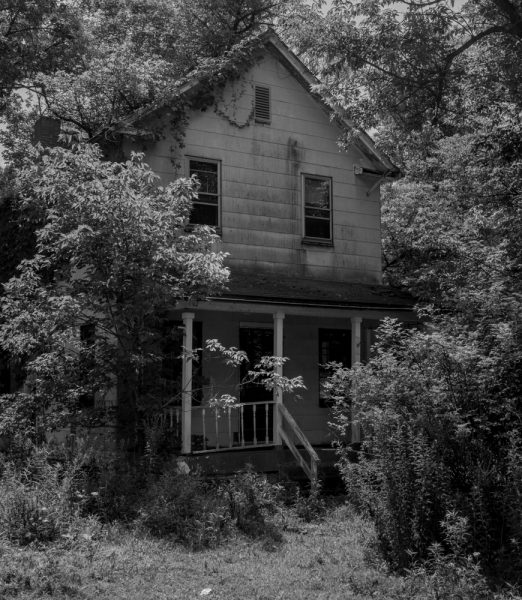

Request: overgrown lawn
left=3, top=504, right=520, bottom=600
left=0, top=505, right=408, bottom=600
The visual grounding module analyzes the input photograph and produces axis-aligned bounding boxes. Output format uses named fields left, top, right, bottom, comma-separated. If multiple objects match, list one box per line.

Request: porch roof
left=212, top=272, right=415, bottom=311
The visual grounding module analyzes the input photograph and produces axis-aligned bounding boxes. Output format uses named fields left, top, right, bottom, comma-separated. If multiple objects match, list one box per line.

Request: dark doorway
left=239, top=327, right=274, bottom=444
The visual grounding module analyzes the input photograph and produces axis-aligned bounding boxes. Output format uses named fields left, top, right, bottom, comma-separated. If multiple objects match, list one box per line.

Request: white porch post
left=273, top=311, right=285, bottom=446
left=181, top=311, right=195, bottom=454
left=350, top=316, right=362, bottom=444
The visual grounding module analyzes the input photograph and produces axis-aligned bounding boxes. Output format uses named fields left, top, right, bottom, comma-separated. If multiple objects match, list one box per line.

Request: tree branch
left=443, top=25, right=508, bottom=71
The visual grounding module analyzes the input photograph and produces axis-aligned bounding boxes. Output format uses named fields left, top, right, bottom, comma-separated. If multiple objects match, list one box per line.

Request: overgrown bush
left=220, top=467, right=285, bottom=541
left=330, top=318, right=522, bottom=582
left=136, top=463, right=230, bottom=550
left=0, top=445, right=94, bottom=545
left=405, top=512, right=492, bottom=600
left=132, top=462, right=287, bottom=549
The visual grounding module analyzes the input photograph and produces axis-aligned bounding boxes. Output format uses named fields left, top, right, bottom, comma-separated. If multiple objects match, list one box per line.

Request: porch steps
left=184, top=446, right=342, bottom=489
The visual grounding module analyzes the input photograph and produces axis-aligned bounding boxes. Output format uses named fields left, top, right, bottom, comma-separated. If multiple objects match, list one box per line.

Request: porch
left=151, top=273, right=415, bottom=481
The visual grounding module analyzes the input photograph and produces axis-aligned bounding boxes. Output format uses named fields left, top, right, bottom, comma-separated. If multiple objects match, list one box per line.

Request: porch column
left=350, top=316, right=362, bottom=444
left=181, top=311, right=195, bottom=454
left=273, top=311, right=285, bottom=446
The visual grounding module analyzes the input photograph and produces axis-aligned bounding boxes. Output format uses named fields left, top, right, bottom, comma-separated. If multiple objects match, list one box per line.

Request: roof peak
left=105, top=28, right=398, bottom=176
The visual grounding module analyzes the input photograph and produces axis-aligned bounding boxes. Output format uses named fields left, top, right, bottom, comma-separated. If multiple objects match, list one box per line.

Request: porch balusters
left=190, top=400, right=275, bottom=453
left=228, top=406, right=233, bottom=448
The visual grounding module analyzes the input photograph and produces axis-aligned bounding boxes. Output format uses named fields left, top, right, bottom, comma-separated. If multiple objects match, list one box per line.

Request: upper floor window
left=188, top=158, right=220, bottom=227
left=254, top=85, right=271, bottom=124
left=303, top=175, right=332, bottom=241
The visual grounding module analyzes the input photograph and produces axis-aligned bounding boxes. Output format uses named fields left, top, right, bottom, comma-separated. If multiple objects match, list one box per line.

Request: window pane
left=305, top=217, right=330, bottom=239
left=305, top=207, right=330, bottom=218
left=190, top=160, right=218, bottom=175
left=305, top=178, right=330, bottom=210
left=191, top=203, right=218, bottom=226
left=190, top=161, right=218, bottom=194
left=188, top=159, right=220, bottom=227
left=198, top=193, right=218, bottom=205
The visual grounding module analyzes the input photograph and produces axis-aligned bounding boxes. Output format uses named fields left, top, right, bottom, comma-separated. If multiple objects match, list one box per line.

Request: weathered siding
left=134, top=52, right=383, bottom=285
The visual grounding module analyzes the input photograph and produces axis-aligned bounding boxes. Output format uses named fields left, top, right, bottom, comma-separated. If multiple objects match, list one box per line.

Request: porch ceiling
left=211, top=271, right=415, bottom=311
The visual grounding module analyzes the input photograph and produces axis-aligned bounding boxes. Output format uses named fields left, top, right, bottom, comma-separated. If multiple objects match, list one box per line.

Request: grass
left=0, top=504, right=405, bottom=600
left=3, top=502, right=520, bottom=600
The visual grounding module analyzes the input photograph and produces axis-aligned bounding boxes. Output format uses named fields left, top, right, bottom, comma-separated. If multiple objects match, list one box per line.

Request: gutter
left=208, top=294, right=414, bottom=311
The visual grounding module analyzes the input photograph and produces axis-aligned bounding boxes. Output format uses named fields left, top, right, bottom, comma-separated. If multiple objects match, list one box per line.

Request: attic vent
left=254, top=85, right=271, bottom=123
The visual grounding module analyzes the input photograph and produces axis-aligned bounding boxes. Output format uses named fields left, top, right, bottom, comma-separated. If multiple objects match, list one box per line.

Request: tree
left=0, top=0, right=82, bottom=110
left=291, top=0, right=522, bottom=136
left=0, top=142, right=229, bottom=444
left=33, top=0, right=310, bottom=136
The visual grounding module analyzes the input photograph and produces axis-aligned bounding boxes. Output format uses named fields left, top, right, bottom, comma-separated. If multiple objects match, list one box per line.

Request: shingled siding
left=135, top=52, right=383, bottom=285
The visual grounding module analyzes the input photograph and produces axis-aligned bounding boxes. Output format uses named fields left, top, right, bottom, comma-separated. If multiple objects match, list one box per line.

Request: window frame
left=302, top=174, right=333, bottom=244
left=318, top=328, right=351, bottom=407
left=186, top=157, right=221, bottom=229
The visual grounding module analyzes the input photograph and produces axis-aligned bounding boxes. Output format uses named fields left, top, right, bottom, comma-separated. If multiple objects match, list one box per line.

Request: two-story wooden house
left=112, top=30, right=414, bottom=479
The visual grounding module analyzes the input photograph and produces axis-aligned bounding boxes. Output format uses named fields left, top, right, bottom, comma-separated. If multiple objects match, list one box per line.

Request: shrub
left=0, top=445, right=94, bottom=545
left=330, top=318, right=522, bottom=581
left=405, top=512, right=492, bottom=600
left=135, top=461, right=231, bottom=550
left=293, top=479, right=326, bottom=523
left=220, top=467, right=285, bottom=541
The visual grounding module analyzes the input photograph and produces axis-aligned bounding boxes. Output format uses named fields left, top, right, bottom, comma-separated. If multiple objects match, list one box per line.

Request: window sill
left=301, top=237, right=333, bottom=248
left=185, top=224, right=222, bottom=236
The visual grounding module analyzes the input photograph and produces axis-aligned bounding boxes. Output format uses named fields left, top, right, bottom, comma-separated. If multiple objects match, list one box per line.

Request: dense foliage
left=1, top=0, right=310, bottom=136
left=329, top=318, right=522, bottom=577
left=0, top=142, right=228, bottom=443
left=312, top=0, right=522, bottom=584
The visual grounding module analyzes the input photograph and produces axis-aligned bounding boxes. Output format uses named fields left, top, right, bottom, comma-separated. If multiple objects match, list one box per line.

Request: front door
left=239, top=327, right=274, bottom=444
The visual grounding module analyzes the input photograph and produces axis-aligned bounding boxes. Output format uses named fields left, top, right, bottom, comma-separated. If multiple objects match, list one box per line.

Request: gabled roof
left=110, top=29, right=399, bottom=177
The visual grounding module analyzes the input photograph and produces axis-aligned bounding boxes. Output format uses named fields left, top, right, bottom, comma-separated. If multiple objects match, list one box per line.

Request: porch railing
left=277, top=403, right=319, bottom=483
left=154, top=399, right=320, bottom=482
left=191, top=400, right=275, bottom=453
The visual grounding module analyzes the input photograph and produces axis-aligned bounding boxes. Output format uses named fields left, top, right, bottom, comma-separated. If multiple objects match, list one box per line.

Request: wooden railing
left=277, top=403, right=319, bottom=483
left=152, top=400, right=320, bottom=483
left=191, top=400, right=275, bottom=453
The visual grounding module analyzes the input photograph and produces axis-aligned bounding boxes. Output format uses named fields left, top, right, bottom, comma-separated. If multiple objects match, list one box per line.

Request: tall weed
left=0, top=445, right=95, bottom=545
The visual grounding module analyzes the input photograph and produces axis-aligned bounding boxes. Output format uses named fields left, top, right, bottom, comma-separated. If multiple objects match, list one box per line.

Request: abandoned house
left=5, top=30, right=415, bottom=480
left=111, top=29, right=415, bottom=478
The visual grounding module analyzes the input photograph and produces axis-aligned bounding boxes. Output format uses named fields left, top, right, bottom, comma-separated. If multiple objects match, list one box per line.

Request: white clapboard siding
left=134, top=51, right=384, bottom=284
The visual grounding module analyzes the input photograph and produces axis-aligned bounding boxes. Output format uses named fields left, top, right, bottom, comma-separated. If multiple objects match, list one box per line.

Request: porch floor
left=183, top=446, right=342, bottom=489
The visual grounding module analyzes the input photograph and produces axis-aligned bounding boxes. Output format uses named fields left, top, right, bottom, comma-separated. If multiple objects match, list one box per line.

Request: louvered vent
left=254, top=85, right=271, bottom=123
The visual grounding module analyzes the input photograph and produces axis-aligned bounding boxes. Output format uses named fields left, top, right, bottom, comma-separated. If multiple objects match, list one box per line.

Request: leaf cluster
left=0, top=142, right=229, bottom=434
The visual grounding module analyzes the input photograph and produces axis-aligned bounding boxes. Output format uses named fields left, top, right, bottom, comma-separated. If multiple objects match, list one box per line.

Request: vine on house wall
left=213, top=77, right=256, bottom=129
left=115, top=36, right=265, bottom=167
